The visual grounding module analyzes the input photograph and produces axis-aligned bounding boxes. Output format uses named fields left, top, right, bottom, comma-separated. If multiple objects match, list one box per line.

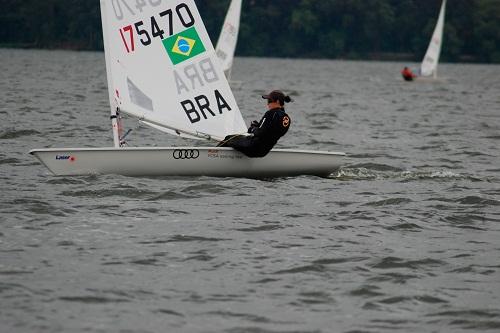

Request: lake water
left=1, top=48, right=500, bottom=333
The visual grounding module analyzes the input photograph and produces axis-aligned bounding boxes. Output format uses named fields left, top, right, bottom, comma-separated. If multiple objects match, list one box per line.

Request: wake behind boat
left=30, top=0, right=345, bottom=178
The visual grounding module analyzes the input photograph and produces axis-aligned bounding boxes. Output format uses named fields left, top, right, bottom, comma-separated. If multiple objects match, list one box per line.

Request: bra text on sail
left=181, top=90, right=232, bottom=124
left=173, top=56, right=233, bottom=123
left=174, top=57, right=219, bottom=94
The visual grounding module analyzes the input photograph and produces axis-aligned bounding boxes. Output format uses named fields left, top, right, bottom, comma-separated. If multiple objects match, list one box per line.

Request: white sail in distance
left=215, top=0, right=242, bottom=79
left=420, top=0, right=446, bottom=78
left=100, top=0, right=247, bottom=141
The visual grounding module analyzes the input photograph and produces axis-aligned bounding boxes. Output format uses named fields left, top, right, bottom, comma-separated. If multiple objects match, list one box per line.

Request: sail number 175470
left=117, top=2, right=195, bottom=53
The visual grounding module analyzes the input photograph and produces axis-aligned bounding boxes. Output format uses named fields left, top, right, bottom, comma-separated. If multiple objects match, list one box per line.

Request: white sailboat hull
left=30, top=147, right=345, bottom=178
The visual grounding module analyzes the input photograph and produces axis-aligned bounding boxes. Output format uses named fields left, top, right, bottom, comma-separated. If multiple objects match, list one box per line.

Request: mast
left=100, top=0, right=121, bottom=148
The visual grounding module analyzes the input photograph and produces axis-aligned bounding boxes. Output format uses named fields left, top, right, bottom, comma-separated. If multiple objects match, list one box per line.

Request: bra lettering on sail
left=181, top=89, right=232, bottom=124
left=174, top=58, right=219, bottom=95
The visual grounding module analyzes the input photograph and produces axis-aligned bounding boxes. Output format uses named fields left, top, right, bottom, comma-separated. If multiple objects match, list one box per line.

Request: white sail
left=215, top=0, right=242, bottom=79
left=420, top=0, right=446, bottom=78
left=100, top=0, right=247, bottom=141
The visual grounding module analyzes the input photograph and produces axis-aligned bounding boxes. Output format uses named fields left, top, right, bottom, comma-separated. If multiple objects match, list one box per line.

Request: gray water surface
left=1, top=49, right=500, bottom=333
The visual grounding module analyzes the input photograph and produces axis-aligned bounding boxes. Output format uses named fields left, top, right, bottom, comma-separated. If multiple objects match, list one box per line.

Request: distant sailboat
left=215, top=0, right=242, bottom=80
left=402, top=0, right=446, bottom=81
left=420, top=0, right=446, bottom=78
left=29, top=0, right=345, bottom=178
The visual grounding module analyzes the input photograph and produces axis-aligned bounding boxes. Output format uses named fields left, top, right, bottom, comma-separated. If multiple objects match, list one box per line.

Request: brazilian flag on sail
left=163, top=27, right=206, bottom=65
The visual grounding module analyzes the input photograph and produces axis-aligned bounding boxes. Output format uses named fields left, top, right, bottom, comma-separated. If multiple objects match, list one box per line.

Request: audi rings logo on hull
left=173, top=149, right=200, bottom=160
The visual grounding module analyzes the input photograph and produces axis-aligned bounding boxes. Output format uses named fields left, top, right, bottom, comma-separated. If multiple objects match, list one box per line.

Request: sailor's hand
left=248, top=120, right=259, bottom=133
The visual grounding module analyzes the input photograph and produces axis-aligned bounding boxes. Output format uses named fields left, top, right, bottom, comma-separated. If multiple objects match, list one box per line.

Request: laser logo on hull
left=56, top=155, right=76, bottom=162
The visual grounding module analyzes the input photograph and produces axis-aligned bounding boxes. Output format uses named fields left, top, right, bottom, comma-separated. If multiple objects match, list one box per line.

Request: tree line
left=1, top=0, right=499, bottom=62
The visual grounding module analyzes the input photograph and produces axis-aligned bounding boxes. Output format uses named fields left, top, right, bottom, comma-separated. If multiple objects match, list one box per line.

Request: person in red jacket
left=401, top=66, right=417, bottom=81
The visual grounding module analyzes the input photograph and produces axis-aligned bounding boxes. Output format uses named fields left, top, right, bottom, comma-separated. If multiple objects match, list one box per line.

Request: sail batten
left=420, top=0, right=446, bottom=78
left=100, top=0, right=247, bottom=141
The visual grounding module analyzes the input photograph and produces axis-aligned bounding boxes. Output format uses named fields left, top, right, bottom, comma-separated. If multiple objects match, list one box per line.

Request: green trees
left=0, top=0, right=102, bottom=49
left=0, top=0, right=498, bottom=62
left=472, top=0, right=500, bottom=62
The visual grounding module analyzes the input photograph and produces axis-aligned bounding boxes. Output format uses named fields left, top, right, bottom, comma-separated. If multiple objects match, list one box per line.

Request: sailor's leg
left=217, top=134, right=245, bottom=147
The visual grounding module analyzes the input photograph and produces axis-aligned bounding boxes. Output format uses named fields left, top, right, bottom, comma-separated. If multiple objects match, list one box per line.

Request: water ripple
left=372, top=257, right=445, bottom=270
left=61, top=188, right=157, bottom=199
left=349, top=285, right=384, bottom=297
left=146, top=191, right=196, bottom=200
left=204, top=310, right=273, bottom=323
left=153, top=309, right=185, bottom=317
left=456, top=196, right=500, bottom=206
left=0, top=157, right=20, bottom=165
left=0, top=129, right=41, bottom=139
left=428, top=309, right=500, bottom=329
left=385, top=222, right=423, bottom=231
left=273, top=264, right=327, bottom=275
left=139, top=235, right=230, bottom=243
left=236, top=223, right=284, bottom=232
left=58, top=296, right=129, bottom=303
left=312, top=256, right=370, bottom=265
left=364, top=197, right=411, bottom=207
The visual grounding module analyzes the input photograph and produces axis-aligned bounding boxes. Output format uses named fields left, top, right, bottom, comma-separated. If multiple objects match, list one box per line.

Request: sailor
left=217, top=90, right=292, bottom=157
left=401, top=66, right=416, bottom=81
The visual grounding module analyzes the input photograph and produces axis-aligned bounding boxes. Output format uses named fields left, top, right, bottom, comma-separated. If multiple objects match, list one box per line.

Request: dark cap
left=261, top=90, right=292, bottom=105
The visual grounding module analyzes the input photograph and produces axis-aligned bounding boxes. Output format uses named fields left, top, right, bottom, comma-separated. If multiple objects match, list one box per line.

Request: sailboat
left=29, top=0, right=345, bottom=178
left=215, top=0, right=242, bottom=80
left=420, top=0, right=446, bottom=78
left=402, top=0, right=446, bottom=81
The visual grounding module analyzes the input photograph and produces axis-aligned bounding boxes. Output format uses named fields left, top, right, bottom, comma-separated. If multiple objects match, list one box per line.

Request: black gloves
left=248, top=120, right=259, bottom=133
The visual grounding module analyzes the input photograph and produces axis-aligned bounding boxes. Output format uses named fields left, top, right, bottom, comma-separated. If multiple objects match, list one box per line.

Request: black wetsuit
left=220, top=107, right=291, bottom=157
